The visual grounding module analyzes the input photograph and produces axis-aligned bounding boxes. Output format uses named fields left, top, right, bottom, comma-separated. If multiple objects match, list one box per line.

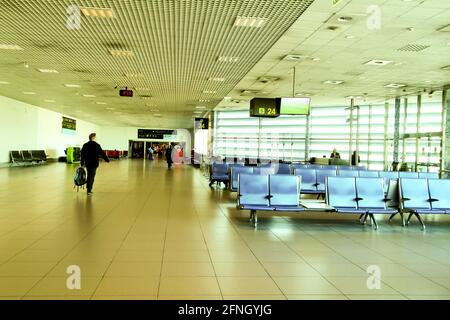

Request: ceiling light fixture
left=217, top=56, right=239, bottom=63
left=283, top=54, right=307, bottom=61
left=208, top=77, right=225, bottom=82
left=195, top=106, right=207, bottom=109
left=37, top=68, right=59, bottom=73
left=0, top=44, right=23, bottom=50
left=83, top=94, right=96, bottom=98
left=64, top=84, right=81, bottom=88
left=23, top=91, right=36, bottom=95
left=337, top=16, right=353, bottom=22
left=96, top=102, right=107, bottom=105
left=323, top=80, right=344, bottom=85
left=0, top=81, right=9, bottom=84
left=233, top=16, right=266, bottom=28
left=364, top=60, right=393, bottom=66
left=80, top=7, right=114, bottom=18
left=202, top=90, right=216, bottom=94
left=44, top=99, right=55, bottom=103
left=385, top=83, right=406, bottom=88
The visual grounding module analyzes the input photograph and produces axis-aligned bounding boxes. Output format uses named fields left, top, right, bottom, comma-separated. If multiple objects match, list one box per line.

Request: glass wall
left=212, top=97, right=443, bottom=171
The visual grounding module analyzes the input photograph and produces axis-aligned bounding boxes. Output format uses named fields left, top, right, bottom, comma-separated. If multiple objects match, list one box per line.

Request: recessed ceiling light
left=233, top=16, right=266, bottom=28
left=312, top=58, right=321, bottom=61
left=110, top=50, right=133, bottom=57
left=364, top=60, right=393, bottom=66
left=345, top=35, right=355, bottom=39
left=385, top=83, right=406, bottom=88
left=0, top=44, right=23, bottom=50
left=154, top=114, right=162, bottom=117
left=208, top=77, right=225, bottom=82
left=0, top=81, right=9, bottom=84
left=83, top=94, right=96, bottom=98
left=23, top=91, right=36, bottom=95
left=37, top=68, right=58, bottom=73
left=106, top=107, right=116, bottom=110
left=337, top=16, right=353, bottom=22
left=96, top=102, right=107, bottom=105
left=202, top=90, right=216, bottom=94
left=283, top=54, right=307, bottom=61
left=64, top=84, right=81, bottom=88
left=217, top=56, right=239, bottom=63
left=323, top=80, right=344, bottom=85
left=44, top=99, right=55, bottom=103
left=125, top=73, right=144, bottom=78
left=193, top=111, right=203, bottom=114
left=195, top=106, right=207, bottom=109
left=223, top=96, right=232, bottom=101
left=199, top=99, right=211, bottom=103
left=80, top=7, right=114, bottom=18
left=150, top=109, right=160, bottom=112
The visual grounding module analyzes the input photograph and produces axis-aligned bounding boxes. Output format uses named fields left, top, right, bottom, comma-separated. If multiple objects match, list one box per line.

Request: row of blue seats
left=237, top=175, right=449, bottom=229
left=237, top=174, right=398, bottom=229
left=228, top=165, right=439, bottom=193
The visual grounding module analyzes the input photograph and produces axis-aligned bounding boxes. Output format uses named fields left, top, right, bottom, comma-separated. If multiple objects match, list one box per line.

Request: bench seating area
left=236, top=171, right=447, bottom=229
left=10, top=150, right=47, bottom=166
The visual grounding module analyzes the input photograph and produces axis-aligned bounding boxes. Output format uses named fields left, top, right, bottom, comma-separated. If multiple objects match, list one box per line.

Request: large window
left=212, top=97, right=443, bottom=171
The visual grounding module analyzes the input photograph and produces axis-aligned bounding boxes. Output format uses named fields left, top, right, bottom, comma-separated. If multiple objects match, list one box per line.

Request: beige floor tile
left=10, top=249, right=67, bottom=262
left=405, top=264, right=450, bottom=277
left=95, top=277, right=160, bottom=296
left=162, top=262, right=215, bottom=277
left=0, top=278, right=41, bottom=296
left=356, top=263, right=421, bottom=277
left=346, top=295, right=408, bottom=300
left=326, top=277, right=401, bottom=295
left=213, top=262, right=269, bottom=277
left=287, top=295, right=348, bottom=300
left=23, top=296, right=91, bottom=300
left=92, top=295, right=158, bottom=300
left=223, top=295, right=286, bottom=300
left=25, top=277, right=101, bottom=297
left=262, top=262, right=321, bottom=277
left=407, top=295, right=450, bottom=300
left=382, top=277, right=450, bottom=296
left=218, top=277, right=282, bottom=296
left=310, top=263, right=367, bottom=277
left=114, top=250, right=163, bottom=262
left=48, top=260, right=111, bottom=277
left=159, top=296, right=222, bottom=300
left=163, top=250, right=212, bottom=263
left=0, top=262, right=56, bottom=277
left=159, top=277, right=221, bottom=296
left=273, top=277, right=341, bottom=295
left=105, top=261, right=161, bottom=277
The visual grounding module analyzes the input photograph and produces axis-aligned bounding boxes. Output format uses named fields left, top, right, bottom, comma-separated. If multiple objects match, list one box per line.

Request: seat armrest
left=401, top=197, right=410, bottom=202
left=313, top=183, right=320, bottom=187
left=265, top=195, right=273, bottom=199
left=383, top=198, right=392, bottom=203
left=429, top=198, right=439, bottom=202
left=355, top=197, right=363, bottom=201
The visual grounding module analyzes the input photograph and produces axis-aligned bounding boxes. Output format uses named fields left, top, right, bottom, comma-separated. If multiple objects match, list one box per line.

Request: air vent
left=398, top=44, right=430, bottom=52
left=364, top=60, right=393, bottom=66
left=385, top=83, right=406, bottom=88
left=283, top=54, right=307, bottom=61
left=257, top=76, right=279, bottom=84
left=241, top=90, right=259, bottom=96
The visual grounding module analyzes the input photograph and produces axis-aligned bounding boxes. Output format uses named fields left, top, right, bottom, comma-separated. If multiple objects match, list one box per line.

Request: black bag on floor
left=74, top=167, right=87, bottom=191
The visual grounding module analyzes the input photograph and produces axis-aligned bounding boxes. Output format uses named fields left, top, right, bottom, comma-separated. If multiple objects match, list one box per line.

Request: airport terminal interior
left=0, top=0, right=450, bottom=301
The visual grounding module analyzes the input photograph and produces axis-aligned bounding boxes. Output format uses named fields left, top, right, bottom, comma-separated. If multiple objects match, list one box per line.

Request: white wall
left=0, top=96, right=100, bottom=163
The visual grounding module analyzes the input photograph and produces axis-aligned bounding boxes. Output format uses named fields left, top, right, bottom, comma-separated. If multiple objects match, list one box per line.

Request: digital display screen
left=250, top=98, right=280, bottom=118
left=62, top=117, right=76, bottom=130
left=278, top=97, right=311, bottom=115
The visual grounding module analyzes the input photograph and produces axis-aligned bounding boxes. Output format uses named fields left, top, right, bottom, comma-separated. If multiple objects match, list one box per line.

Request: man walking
left=165, top=144, right=173, bottom=169
left=80, top=133, right=110, bottom=195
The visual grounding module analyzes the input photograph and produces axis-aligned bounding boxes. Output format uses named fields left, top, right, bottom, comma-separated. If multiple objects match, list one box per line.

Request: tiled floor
left=0, top=160, right=450, bottom=300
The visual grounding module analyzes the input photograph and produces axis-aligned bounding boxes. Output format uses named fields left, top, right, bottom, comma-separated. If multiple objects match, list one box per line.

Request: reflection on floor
left=0, top=160, right=449, bottom=300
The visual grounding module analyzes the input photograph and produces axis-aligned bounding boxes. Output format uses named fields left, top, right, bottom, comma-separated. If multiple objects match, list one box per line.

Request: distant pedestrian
left=166, top=144, right=173, bottom=169
left=80, top=133, right=110, bottom=195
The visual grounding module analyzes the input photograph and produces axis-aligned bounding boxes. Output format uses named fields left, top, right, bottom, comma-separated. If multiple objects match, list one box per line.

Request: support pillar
left=440, top=86, right=450, bottom=178
left=393, top=98, right=401, bottom=170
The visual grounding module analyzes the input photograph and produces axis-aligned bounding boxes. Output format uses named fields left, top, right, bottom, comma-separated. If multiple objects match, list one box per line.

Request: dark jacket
left=165, top=147, right=173, bottom=164
left=81, top=141, right=109, bottom=168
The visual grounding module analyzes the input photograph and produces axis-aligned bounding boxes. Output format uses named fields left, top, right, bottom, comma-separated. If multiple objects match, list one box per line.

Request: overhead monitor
left=278, top=97, right=311, bottom=115
left=249, top=98, right=280, bottom=118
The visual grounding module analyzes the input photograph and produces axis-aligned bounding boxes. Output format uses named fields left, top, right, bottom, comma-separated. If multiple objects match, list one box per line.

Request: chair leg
left=250, top=210, right=254, bottom=222
left=359, top=213, right=365, bottom=223
left=406, top=213, right=414, bottom=225
left=370, top=214, right=378, bottom=230
left=414, top=213, right=426, bottom=230
left=388, top=212, right=398, bottom=222
left=253, top=212, right=258, bottom=228
left=362, top=213, right=369, bottom=225
left=399, top=212, right=405, bottom=227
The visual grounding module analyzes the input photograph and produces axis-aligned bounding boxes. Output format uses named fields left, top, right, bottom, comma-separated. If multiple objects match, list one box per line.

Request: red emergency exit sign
left=119, top=88, right=133, bottom=97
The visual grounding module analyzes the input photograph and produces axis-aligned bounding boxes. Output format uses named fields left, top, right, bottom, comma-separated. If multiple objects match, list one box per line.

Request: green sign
left=62, top=117, right=76, bottom=130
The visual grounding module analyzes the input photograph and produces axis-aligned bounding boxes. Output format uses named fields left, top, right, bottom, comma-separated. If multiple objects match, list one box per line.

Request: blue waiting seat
left=237, top=174, right=272, bottom=226
left=275, top=163, right=292, bottom=175
left=339, top=166, right=353, bottom=170
left=316, top=169, right=337, bottom=193
left=399, top=178, right=445, bottom=230
left=254, top=167, right=277, bottom=175
left=358, top=170, right=379, bottom=178
left=399, top=172, right=419, bottom=179
left=209, top=163, right=229, bottom=187
left=355, top=177, right=399, bottom=229
left=419, top=172, right=439, bottom=179
left=326, top=177, right=365, bottom=214
left=269, top=175, right=304, bottom=212
left=230, top=166, right=254, bottom=191
left=292, top=164, right=309, bottom=170
left=379, top=172, right=399, bottom=193
left=356, top=166, right=367, bottom=170
left=338, top=170, right=359, bottom=177
left=428, top=179, right=450, bottom=214
left=294, top=168, right=320, bottom=194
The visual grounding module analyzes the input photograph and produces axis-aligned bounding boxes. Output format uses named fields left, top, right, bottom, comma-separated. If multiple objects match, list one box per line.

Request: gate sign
left=62, top=117, right=76, bottom=130
left=138, top=129, right=177, bottom=139
left=195, top=118, right=209, bottom=130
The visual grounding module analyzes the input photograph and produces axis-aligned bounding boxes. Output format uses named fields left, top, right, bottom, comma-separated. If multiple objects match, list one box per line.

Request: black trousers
left=86, top=167, right=97, bottom=192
